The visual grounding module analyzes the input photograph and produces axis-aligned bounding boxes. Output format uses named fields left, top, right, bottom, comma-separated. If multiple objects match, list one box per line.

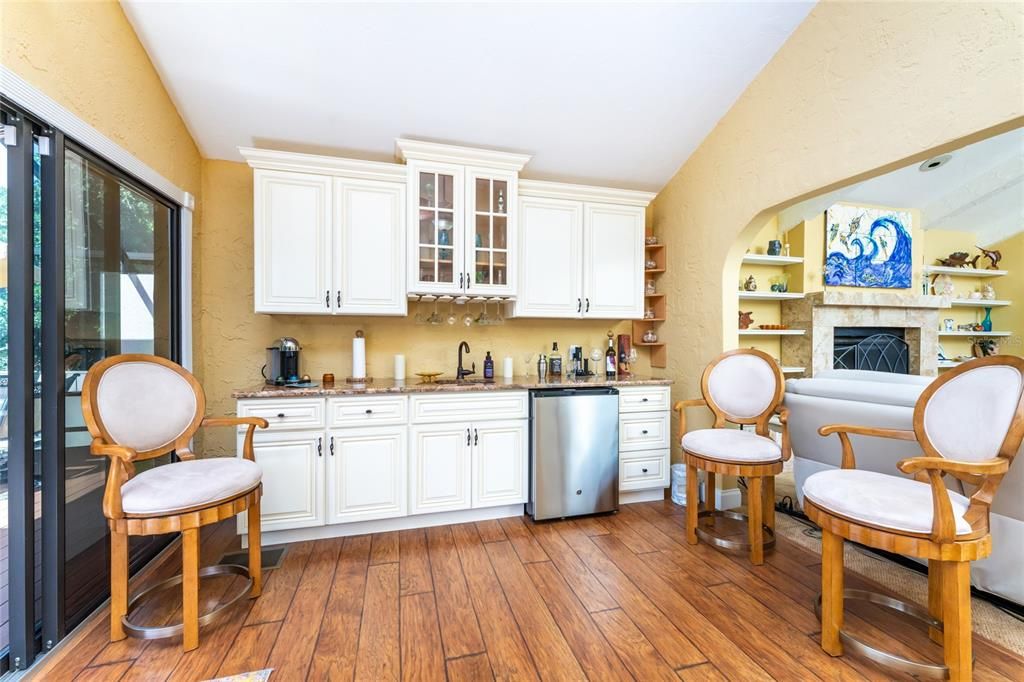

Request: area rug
left=776, top=514, right=1024, bottom=655
left=203, top=670, right=272, bottom=682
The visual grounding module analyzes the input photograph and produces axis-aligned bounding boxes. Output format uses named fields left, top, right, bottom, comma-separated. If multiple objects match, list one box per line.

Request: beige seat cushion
left=681, top=428, right=781, bottom=463
left=803, top=469, right=972, bottom=535
left=121, top=458, right=262, bottom=516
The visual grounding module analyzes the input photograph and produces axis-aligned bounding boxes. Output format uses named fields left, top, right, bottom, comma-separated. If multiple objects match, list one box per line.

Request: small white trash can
left=671, top=463, right=701, bottom=506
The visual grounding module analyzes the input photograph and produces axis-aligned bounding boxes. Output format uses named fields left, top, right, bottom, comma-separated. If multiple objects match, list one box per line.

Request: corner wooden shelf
left=742, top=254, right=803, bottom=266
left=924, top=265, right=1007, bottom=278
left=637, top=239, right=667, bottom=369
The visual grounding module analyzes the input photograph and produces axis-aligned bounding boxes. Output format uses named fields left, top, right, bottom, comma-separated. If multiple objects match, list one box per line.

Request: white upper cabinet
left=243, top=148, right=407, bottom=316
left=334, top=178, right=406, bottom=315
left=397, top=139, right=529, bottom=297
left=253, top=169, right=333, bottom=314
left=514, top=181, right=653, bottom=320
left=515, top=196, right=584, bottom=318
left=583, top=202, right=645, bottom=319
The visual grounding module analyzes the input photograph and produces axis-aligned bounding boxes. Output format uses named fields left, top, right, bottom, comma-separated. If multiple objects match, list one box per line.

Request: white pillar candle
left=394, top=354, right=406, bottom=380
left=503, top=356, right=514, bottom=379
left=352, top=335, right=366, bottom=379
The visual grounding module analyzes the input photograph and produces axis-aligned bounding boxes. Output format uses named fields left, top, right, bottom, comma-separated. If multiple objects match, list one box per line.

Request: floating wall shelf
left=949, top=299, right=1011, bottom=308
left=923, top=266, right=1007, bottom=278
left=738, top=329, right=806, bottom=336
left=738, top=291, right=805, bottom=301
left=938, top=331, right=1011, bottom=337
left=742, top=254, right=804, bottom=266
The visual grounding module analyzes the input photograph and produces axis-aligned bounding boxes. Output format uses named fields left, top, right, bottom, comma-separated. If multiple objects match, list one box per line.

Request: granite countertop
left=233, top=374, right=673, bottom=399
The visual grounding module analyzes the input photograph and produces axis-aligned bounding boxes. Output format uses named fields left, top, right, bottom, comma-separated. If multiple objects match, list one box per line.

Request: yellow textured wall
left=198, top=160, right=648, bottom=454
left=988, top=232, right=1024, bottom=358
left=652, top=1, right=1023, bottom=445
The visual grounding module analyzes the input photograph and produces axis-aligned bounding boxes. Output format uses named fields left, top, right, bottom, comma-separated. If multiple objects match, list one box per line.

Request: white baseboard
left=248, top=504, right=524, bottom=547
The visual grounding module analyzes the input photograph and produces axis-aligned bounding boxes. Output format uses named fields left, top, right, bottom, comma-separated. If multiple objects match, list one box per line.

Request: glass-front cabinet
left=466, top=168, right=515, bottom=296
left=403, top=146, right=522, bottom=297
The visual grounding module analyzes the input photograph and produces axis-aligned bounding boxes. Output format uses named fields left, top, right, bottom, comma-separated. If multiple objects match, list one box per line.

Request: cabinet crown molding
left=239, top=147, right=407, bottom=182
left=394, top=138, right=531, bottom=172
left=518, top=179, right=656, bottom=207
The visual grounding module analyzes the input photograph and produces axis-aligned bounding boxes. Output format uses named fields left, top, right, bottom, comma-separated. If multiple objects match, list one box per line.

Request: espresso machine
left=262, top=337, right=302, bottom=385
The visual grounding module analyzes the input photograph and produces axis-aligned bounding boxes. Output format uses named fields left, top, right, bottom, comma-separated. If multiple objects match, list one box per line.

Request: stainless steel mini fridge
left=527, top=387, right=619, bottom=521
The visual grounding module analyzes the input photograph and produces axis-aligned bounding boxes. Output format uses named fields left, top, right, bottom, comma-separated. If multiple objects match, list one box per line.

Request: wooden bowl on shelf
left=415, top=372, right=443, bottom=384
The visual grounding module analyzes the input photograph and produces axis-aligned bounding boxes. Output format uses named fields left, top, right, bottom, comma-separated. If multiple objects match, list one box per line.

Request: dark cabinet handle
left=642, top=467, right=648, bottom=473
left=474, top=429, right=478, bottom=446
left=325, top=290, right=330, bottom=308
left=365, top=408, right=373, bottom=414
left=317, top=437, right=323, bottom=457
left=585, top=298, right=590, bottom=312
left=459, top=272, right=464, bottom=288
left=577, top=298, right=582, bottom=313
left=276, top=413, right=285, bottom=418
left=641, top=398, right=649, bottom=402
left=466, top=428, right=471, bottom=446
left=337, top=290, right=341, bottom=307
left=330, top=436, right=335, bottom=456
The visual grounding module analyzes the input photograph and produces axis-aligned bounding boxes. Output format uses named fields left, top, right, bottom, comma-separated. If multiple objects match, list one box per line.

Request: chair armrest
left=673, top=398, right=709, bottom=437
left=816, top=424, right=917, bottom=470
left=897, top=456, right=1008, bottom=477
left=202, top=416, right=270, bottom=462
left=90, top=439, right=137, bottom=520
left=90, top=439, right=138, bottom=463
left=774, top=405, right=792, bottom=461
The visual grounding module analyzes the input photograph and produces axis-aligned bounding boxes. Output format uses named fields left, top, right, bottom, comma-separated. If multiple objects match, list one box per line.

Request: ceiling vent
left=919, top=154, right=953, bottom=172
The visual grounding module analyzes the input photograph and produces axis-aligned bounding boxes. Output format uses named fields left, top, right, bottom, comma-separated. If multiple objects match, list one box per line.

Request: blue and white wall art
left=824, top=205, right=912, bottom=288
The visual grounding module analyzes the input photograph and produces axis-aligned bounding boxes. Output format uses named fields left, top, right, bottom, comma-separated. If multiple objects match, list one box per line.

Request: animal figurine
left=976, top=246, right=1002, bottom=270
left=936, top=252, right=981, bottom=269
left=973, top=339, right=999, bottom=357
left=739, top=311, right=754, bottom=330
left=743, top=275, right=758, bottom=292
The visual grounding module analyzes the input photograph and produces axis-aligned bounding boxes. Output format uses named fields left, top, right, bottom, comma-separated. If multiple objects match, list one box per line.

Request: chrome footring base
left=694, top=510, right=776, bottom=552
left=815, top=588, right=957, bottom=680
left=122, top=564, right=253, bottom=640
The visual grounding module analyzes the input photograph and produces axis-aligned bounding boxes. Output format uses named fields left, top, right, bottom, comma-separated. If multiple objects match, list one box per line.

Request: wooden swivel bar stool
left=82, top=354, right=268, bottom=651
left=674, top=348, right=790, bottom=565
left=807, top=356, right=1024, bottom=681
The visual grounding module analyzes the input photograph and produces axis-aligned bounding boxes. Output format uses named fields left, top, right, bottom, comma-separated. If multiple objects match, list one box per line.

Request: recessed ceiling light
left=919, top=154, right=952, bottom=172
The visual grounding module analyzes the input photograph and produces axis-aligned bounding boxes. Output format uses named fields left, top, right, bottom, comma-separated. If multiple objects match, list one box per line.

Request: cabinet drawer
left=619, top=411, right=670, bottom=451
left=619, top=451, right=669, bottom=491
left=618, top=386, right=671, bottom=413
left=238, top=398, right=325, bottom=431
left=410, top=391, right=528, bottom=424
left=328, top=396, right=408, bottom=427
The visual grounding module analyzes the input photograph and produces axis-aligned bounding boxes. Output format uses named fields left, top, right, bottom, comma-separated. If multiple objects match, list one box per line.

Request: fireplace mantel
left=806, top=291, right=951, bottom=310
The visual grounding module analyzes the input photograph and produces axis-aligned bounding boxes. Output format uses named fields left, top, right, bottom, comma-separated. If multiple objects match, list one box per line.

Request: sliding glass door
left=62, top=146, right=178, bottom=630
left=1, top=99, right=182, bottom=670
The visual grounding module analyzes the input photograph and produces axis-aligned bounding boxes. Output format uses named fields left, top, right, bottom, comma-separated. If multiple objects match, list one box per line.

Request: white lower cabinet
left=239, top=429, right=325, bottom=533
left=616, top=387, right=671, bottom=495
left=473, top=420, right=528, bottom=508
left=409, top=423, right=472, bottom=514
left=327, top=426, right=407, bottom=523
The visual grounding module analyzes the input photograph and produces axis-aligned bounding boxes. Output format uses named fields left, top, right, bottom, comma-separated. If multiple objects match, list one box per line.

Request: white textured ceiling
left=122, top=1, right=814, bottom=191
left=778, top=127, right=1024, bottom=245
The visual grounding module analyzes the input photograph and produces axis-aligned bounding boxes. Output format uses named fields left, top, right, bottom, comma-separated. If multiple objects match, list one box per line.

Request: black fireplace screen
left=833, top=329, right=909, bottom=374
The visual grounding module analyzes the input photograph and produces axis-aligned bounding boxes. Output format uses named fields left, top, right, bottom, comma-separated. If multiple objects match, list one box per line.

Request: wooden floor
left=35, top=500, right=1024, bottom=681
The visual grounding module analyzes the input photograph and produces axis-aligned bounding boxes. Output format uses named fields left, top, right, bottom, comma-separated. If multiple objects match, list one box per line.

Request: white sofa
left=785, top=369, right=1024, bottom=607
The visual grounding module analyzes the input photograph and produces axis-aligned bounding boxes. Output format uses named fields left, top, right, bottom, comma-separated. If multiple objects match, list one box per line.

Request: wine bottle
left=605, top=336, right=616, bottom=378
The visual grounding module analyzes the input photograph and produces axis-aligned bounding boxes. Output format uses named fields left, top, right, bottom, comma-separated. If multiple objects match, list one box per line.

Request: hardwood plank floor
left=37, top=500, right=1024, bottom=682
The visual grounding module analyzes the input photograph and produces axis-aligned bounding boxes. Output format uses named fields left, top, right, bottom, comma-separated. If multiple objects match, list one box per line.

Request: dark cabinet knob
left=365, top=409, right=373, bottom=414
left=277, top=413, right=285, bottom=418
left=641, top=397, right=649, bottom=402
left=641, top=429, right=649, bottom=435
left=642, top=468, right=648, bottom=473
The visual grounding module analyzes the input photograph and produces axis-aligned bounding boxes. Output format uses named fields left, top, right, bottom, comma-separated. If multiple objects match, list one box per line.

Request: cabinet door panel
left=513, top=196, right=583, bottom=318
left=409, top=423, right=472, bottom=514
left=327, top=427, right=407, bottom=524
left=335, top=178, right=406, bottom=315
left=583, top=202, right=644, bottom=319
left=238, top=430, right=324, bottom=533
left=254, top=170, right=332, bottom=314
left=472, top=420, right=528, bottom=508
left=408, top=161, right=465, bottom=295
left=465, top=168, right=516, bottom=296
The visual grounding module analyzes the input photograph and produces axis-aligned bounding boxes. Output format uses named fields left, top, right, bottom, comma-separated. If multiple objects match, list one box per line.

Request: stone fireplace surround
left=780, top=291, right=949, bottom=377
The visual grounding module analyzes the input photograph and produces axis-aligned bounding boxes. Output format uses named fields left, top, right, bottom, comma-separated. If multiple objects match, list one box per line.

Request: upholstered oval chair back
left=917, top=356, right=1024, bottom=463
left=701, top=348, right=784, bottom=426
left=82, top=354, right=206, bottom=459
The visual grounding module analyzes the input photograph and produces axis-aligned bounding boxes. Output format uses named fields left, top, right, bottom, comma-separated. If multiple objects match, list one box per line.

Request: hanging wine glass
left=447, top=300, right=456, bottom=325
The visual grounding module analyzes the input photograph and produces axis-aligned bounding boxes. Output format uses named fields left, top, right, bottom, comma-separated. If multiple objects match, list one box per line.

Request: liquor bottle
left=483, top=351, right=494, bottom=379
left=548, top=342, right=562, bottom=377
left=605, top=334, right=616, bottom=378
